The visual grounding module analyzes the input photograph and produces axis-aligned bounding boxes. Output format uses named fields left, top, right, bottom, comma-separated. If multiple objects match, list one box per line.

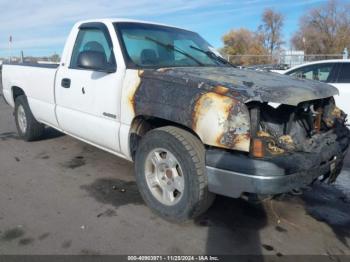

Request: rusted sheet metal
left=127, top=68, right=252, bottom=151
left=192, top=92, right=250, bottom=151
left=129, top=70, right=144, bottom=114
left=127, top=66, right=338, bottom=152
left=324, top=105, right=346, bottom=128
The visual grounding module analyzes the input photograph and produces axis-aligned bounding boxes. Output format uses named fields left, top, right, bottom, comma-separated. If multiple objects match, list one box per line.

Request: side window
left=336, top=63, right=350, bottom=83
left=288, top=66, right=310, bottom=79
left=70, top=28, right=115, bottom=69
left=288, top=63, right=334, bottom=82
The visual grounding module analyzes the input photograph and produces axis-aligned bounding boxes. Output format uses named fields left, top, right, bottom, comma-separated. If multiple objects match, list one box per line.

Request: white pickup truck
left=2, top=19, right=350, bottom=221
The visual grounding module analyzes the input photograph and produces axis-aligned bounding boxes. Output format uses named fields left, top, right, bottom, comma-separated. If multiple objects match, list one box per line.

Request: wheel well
left=129, top=116, right=201, bottom=160
left=12, top=86, right=25, bottom=101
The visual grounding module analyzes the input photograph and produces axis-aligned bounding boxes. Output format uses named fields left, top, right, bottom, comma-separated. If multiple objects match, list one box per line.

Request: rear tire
left=135, top=126, right=215, bottom=222
left=14, top=95, right=44, bottom=141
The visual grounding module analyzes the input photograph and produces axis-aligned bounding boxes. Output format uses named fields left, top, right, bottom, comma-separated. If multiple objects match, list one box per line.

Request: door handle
left=61, top=78, right=71, bottom=88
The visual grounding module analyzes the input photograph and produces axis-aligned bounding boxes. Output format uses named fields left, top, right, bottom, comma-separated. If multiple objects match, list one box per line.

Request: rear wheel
left=135, top=126, right=215, bottom=222
left=14, top=95, right=44, bottom=141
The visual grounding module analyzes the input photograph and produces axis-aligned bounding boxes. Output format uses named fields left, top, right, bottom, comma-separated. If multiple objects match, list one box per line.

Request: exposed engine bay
left=248, top=97, right=349, bottom=158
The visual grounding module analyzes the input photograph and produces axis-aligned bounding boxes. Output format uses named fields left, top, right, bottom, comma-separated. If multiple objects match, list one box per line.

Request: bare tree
left=291, top=0, right=350, bottom=54
left=221, top=8, right=284, bottom=65
left=259, top=8, right=284, bottom=54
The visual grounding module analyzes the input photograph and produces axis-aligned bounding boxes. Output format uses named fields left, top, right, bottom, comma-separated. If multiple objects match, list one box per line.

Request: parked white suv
left=281, top=60, right=350, bottom=115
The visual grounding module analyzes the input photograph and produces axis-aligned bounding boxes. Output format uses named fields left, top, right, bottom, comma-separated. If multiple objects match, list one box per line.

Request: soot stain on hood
left=141, top=67, right=338, bottom=106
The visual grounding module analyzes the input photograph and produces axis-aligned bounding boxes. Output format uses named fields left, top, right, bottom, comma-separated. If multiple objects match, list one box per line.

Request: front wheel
left=135, top=126, right=215, bottom=222
left=14, top=95, right=44, bottom=141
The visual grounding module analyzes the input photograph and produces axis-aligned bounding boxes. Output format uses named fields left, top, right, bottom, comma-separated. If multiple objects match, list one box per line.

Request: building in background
left=279, top=50, right=305, bottom=67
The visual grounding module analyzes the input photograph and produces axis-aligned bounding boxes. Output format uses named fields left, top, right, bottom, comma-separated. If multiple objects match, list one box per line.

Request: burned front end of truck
left=132, top=67, right=350, bottom=198
left=206, top=84, right=350, bottom=198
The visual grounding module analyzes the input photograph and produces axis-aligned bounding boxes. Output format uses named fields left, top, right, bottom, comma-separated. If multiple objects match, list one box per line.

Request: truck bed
left=3, top=62, right=59, bottom=69
left=2, top=63, right=59, bottom=127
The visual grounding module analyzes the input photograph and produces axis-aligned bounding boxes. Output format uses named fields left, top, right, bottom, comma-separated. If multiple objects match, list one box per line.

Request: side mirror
left=77, top=51, right=116, bottom=73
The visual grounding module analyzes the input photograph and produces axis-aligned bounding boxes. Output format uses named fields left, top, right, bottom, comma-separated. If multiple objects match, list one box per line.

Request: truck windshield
left=115, top=22, right=224, bottom=68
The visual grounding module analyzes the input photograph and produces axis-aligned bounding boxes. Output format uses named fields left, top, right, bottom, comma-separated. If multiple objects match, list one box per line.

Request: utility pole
left=8, top=36, right=12, bottom=63
left=20, top=50, right=24, bottom=63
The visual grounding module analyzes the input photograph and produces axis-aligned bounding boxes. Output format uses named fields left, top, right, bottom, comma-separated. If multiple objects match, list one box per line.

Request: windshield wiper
left=144, top=36, right=204, bottom=66
left=189, top=45, right=236, bottom=67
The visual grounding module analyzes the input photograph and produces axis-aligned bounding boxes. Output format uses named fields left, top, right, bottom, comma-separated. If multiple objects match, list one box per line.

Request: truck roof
left=76, top=18, right=185, bottom=30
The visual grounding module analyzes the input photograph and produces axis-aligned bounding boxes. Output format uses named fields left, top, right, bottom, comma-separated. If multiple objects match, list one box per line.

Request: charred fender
left=192, top=92, right=250, bottom=151
left=124, top=69, right=251, bottom=152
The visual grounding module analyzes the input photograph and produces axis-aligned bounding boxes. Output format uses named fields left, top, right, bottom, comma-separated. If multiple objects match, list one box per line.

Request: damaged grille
left=248, top=97, right=348, bottom=157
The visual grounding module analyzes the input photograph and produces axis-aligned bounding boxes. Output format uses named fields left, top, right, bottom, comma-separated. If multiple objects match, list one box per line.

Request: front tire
left=14, top=95, right=44, bottom=141
left=135, top=126, right=215, bottom=222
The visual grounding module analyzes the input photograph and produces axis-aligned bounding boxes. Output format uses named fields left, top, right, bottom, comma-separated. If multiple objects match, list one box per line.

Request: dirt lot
left=0, top=85, right=350, bottom=256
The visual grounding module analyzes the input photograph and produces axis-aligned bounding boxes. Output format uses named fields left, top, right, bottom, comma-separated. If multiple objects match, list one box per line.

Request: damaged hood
left=144, top=67, right=339, bottom=106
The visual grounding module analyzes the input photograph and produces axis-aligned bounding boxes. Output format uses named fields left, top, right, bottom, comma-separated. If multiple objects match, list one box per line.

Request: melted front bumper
left=205, top=128, right=350, bottom=198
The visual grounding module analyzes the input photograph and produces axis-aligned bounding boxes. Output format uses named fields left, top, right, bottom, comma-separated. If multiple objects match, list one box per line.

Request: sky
left=0, top=0, right=349, bottom=58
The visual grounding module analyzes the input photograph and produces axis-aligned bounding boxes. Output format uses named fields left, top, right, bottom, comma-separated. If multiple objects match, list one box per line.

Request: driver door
left=55, top=23, right=123, bottom=152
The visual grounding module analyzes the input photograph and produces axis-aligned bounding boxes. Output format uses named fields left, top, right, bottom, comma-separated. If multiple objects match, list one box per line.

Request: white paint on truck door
left=55, top=23, right=123, bottom=152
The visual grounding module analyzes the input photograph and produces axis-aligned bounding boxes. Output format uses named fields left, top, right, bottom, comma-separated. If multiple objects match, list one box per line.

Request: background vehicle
left=246, top=63, right=290, bottom=72
left=278, top=60, right=350, bottom=115
left=1, top=19, right=349, bottom=222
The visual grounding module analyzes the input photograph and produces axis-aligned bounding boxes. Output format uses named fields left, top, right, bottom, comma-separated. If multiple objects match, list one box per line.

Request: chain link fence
left=226, top=53, right=346, bottom=69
